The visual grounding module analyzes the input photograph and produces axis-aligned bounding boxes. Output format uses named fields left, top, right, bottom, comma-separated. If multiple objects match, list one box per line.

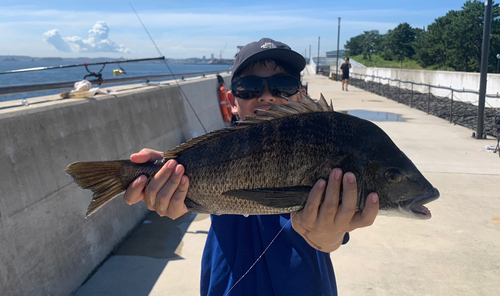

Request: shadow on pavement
left=73, top=212, right=197, bottom=296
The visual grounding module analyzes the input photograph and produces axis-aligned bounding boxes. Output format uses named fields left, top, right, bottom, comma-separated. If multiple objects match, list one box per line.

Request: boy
left=124, top=38, right=379, bottom=295
left=340, top=57, right=351, bottom=91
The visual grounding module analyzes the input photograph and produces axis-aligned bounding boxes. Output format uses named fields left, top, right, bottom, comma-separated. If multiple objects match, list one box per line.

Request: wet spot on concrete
left=341, top=110, right=406, bottom=122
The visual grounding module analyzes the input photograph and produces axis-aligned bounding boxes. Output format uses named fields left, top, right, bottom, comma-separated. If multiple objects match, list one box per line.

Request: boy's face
left=229, top=62, right=303, bottom=120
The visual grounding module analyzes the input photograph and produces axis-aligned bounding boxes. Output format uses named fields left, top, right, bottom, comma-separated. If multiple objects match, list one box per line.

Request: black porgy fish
left=66, top=93, right=439, bottom=219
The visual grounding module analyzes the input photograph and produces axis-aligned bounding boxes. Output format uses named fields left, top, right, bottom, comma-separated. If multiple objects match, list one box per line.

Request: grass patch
left=349, top=54, right=425, bottom=70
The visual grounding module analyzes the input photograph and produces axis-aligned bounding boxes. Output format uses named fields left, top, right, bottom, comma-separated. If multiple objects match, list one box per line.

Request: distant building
left=326, top=49, right=346, bottom=58
left=312, top=56, right=329, bottom=65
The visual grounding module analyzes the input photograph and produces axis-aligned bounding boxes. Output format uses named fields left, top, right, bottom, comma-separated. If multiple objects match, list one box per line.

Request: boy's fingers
left=124, top=175, right=147, bottom=205
left=334, top=172, right=358, bottom=224
left=165, top=176, right=190, bottom=219
left=155, top=164, right=185, bottom=214
left=144, top=159, right=176, bottom=208
left=130, top=149, right=163, bottom=163
left=299, top=179, right=326, bottom=224
left=349, top=193, right=379, bottom=230
left=318, top=169, right=342, bottom=222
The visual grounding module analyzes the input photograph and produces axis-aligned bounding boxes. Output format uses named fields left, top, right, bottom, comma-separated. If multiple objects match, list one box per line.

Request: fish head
left=361, top=144, right=439, bottom=220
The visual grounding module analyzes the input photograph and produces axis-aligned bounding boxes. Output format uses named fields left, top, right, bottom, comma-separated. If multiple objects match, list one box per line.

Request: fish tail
left=66, top=160, right=161, bottom=218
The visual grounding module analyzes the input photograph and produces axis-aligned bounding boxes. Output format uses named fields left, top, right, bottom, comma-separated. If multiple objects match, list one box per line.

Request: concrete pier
left=0, top=74, right=230, bottom=296
left=75, top=71, right=500, bottom=295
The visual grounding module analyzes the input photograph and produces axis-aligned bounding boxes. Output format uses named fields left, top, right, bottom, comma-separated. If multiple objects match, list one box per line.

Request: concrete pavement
left=73, top=73, right=500, bottom=296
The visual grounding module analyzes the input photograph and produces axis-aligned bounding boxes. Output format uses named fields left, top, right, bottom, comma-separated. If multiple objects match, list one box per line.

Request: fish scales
left=66, top=92, right=439, bottom=219
left=177, top=113, right=335, bottom=214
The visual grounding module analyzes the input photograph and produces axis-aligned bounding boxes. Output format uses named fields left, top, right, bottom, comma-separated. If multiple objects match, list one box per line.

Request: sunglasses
left=231, top=74, right=301, bottom=100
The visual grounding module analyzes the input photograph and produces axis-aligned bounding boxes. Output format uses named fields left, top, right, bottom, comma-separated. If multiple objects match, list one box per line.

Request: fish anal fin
left=222, top=186, right=312, bottom=209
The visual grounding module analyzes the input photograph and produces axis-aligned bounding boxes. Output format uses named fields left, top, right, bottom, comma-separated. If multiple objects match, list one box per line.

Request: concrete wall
left=351, top=67, right=500, bottom=108
left=0, top=74, right=230, bottom=296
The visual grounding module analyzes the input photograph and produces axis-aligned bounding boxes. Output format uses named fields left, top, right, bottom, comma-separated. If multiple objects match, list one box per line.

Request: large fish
left=66, top=93, right=439, bottom=219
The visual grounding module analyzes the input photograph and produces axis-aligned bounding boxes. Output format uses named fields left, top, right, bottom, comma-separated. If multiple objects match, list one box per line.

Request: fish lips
left=398, top=187, right=440, bottom=219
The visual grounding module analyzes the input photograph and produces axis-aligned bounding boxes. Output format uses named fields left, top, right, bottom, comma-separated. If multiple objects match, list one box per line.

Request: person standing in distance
left=340, top=57, right=351, bottom=91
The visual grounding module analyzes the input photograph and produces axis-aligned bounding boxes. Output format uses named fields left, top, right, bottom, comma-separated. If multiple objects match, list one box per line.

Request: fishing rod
left=0, top=56, right=165, bottom=86
left=129, top=2, right=208, bottom=134
left=0, top=56, right=165, bottom=75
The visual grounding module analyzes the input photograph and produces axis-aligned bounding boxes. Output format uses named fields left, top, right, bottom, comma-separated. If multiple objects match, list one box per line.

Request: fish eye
left=384, top=169, right=402, bottom=183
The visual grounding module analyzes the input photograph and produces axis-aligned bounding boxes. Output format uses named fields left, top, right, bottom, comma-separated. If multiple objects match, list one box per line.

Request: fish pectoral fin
left=222, top=186, right=312, bottom=209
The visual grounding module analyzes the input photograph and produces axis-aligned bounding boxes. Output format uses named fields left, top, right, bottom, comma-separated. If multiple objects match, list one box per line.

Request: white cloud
left=42, top=29, right=71, bottom=52
left=43, top=21, right=131, bottom=53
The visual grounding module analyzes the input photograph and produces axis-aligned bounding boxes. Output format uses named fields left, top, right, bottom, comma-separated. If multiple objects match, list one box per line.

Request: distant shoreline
left=0, top=55, right=235, bottom=65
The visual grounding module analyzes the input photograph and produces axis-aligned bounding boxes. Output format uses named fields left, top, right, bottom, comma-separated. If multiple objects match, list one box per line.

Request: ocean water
left=0, top=60, right=231, bottom=102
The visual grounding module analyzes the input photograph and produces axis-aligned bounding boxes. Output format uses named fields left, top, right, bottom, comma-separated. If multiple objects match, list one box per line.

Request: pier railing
left=0, top=69, right=231, bottom=96
left=349, top=73, right=500, bottom=144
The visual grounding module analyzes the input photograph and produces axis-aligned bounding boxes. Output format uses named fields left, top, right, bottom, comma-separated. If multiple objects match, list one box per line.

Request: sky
left=0, top=0, right=467, bottom=60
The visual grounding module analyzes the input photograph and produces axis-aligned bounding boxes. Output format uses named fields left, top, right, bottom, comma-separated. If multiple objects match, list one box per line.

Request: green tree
left=387, top=23, right=417, bottom=67
left=414, top=12, right=457, bottom=69
left=345, top=35, right=364, bottom=56
left=361, top=30, right=380, bottom=60
left=414, top=0, right=500, bottom=72
left=375, top=33, right=393, bottom=60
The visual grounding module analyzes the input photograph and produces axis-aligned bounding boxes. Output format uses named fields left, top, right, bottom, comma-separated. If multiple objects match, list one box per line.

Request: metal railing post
left=372, top=74, right=375, bottom=92
left=427, top=86, right=431, bottom=114
left=411, top=82, right=413, bottom=108
left=398, top=81, right=400, bottom=103
left=450, top=89, right=454, bottom=123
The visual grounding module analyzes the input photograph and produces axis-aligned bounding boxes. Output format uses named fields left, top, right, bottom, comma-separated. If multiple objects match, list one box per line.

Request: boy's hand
left=292, top=168, right=379, bottom=252
left=123, top=148, right=189, bottom=219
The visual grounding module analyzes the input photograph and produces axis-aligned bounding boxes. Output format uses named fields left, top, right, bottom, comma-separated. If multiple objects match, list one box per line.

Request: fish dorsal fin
left=318, top=93, right=333, bottom=111
left=163, top=92, right=334, bottom=158
left=162, top=127, right=244, bottom=159
left=238, top=91, right=334, bottom=126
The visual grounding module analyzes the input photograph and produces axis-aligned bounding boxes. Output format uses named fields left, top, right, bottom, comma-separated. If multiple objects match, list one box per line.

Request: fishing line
left=129, top=2, right=208, bottom=134
left=225, top=92, right=326, bottom=295
left=223, top=213, right=295, bottom=296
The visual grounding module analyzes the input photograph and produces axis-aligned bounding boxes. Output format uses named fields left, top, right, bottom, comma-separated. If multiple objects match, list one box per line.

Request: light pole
left=336, top=17, right=341, bottom=81
left=316, top=37, right=320, bottom=74
left=476, top=0, right=493, bottom=139
left=497, top=53, right=500, bottom=73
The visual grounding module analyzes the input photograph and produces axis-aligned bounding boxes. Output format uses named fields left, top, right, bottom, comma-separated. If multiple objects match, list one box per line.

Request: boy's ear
left=297, top=87, right=306, bottom=101
left=227, top=91, right=239, bottom=115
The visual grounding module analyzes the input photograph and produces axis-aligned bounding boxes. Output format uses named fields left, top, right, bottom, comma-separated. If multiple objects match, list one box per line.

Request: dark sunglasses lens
left=268, top=75, right=299, bottom=97
left=232, top=75, right=300, bottom=99
left=232, top=76, right=263, bottom=100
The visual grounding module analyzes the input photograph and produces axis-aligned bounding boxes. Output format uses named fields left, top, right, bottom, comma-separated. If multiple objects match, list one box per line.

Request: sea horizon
left=0, top=60, right=231, bottom=103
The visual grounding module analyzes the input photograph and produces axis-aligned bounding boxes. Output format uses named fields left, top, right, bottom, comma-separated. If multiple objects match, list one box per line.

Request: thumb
left=131, top=149, right=163, bottom=163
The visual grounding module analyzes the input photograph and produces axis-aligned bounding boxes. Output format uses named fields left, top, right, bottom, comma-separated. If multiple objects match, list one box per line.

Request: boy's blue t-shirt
left=201, top=214, right=349, bottom=296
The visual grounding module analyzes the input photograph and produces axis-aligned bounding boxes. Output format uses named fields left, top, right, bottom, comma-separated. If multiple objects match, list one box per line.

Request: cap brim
left=233, top=48, right=306, bottom=78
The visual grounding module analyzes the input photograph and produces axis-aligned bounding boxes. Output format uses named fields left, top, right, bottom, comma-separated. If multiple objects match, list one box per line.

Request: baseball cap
left=231, top=38, right=306, bottom=81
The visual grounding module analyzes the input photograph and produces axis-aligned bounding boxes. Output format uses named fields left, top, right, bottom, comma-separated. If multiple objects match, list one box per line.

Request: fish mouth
left=398, top=187, right=440, bottom=219
left=255, top=105, right=270, bottom=114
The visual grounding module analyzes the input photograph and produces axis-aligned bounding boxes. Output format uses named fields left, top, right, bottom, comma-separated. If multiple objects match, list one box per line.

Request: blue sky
left=0, top=0, right=466, bottom=59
